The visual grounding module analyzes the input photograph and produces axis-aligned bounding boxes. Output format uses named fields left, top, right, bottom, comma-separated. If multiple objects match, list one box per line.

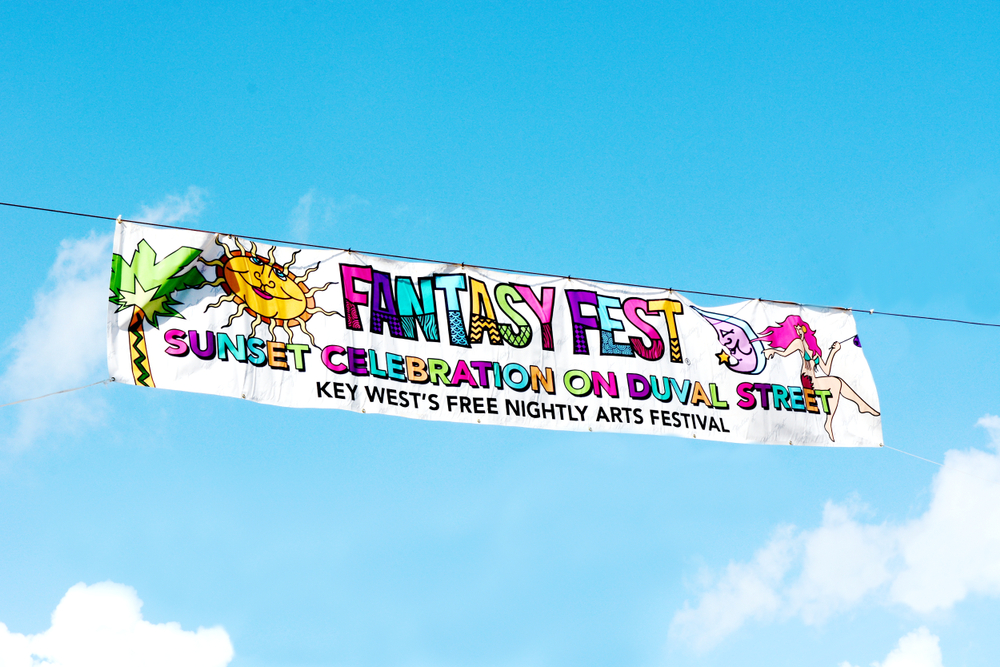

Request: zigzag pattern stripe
left=130, top=324, right=153, bottom=387
left=468, top=315, right=503, bottom=344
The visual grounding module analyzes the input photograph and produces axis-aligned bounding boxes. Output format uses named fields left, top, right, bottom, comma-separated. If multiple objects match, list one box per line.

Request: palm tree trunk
left=128, top=308, right=155, bottom=387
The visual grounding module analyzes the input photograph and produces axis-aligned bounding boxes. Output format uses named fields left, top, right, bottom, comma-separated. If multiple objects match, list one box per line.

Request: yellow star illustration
left=716, top=350, right=731, bottom=366
left=118, top=279, right=166, bottom=317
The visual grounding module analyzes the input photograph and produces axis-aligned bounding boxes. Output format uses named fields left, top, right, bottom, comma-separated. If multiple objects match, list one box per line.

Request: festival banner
left=107, top=220, right=883, bottom=447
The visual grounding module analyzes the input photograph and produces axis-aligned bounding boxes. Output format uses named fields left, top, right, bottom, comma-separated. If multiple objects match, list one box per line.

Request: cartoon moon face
left=223, top=254, right=307, bottom=320
left=691, top=305, right=767, bottom=375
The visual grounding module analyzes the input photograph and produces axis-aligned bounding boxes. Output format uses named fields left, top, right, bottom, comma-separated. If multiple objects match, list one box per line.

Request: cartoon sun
left=201, top=235, right=337, bottom=346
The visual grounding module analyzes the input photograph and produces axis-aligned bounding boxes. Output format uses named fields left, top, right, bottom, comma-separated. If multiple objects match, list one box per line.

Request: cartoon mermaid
left=756, top=315, right=879, bottom=442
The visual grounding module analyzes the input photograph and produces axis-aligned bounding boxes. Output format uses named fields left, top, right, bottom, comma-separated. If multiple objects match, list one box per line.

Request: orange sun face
left=201, top=236, right=336, bottom=346
left=222, top=254, right=309, bottom=321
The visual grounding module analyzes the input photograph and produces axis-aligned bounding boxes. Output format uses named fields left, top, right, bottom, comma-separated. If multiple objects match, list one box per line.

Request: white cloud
left=138, top=186, right=207, bottom=226
left=889, top=443, right=1000, bottom=611
left=876, top=627, right=944, bottom=667
left=977, top=414, right=1000, bottom=443
left=840, top=627, right=943, bottom=667
left=0, top=188, right=206, bottom=450
left=0, top=233, right=112, bottom=449
left=0, top=581, right=233, bottom=667
left=789, top=501, right=895, bottom=624
left=670, top=527, right=796, bottom=652
left=1, top=233, right=110, bottom=397
left=670, top=417, right=1000, bottom=651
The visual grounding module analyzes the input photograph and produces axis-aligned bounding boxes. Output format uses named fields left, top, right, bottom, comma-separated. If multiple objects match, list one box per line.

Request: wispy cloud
left=0, top=188, right=206, bottom=450
left=138, top=186, right=207, bottom=226
left=670, top=417, right=1000, bottom=652
left=286, top=190, right=369, bottom=242
left=0, top=581, right=233, bottom=667
left=288, top=189, right=316, bottom=241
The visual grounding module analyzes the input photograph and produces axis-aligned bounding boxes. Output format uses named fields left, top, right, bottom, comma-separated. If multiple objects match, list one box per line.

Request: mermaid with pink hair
left=756, top=315, right=878, bottom=442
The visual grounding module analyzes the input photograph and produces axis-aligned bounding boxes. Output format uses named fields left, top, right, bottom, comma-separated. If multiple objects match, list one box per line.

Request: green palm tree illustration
left=109, top=239, right=207, bottom=387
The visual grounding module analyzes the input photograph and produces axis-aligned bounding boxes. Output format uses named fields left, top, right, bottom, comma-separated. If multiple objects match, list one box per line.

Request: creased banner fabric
left=107, top=221, right=883, bottom=447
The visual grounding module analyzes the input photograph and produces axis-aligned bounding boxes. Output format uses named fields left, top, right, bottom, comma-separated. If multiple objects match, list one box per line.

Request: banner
left=108, top=221, right=883, bottom=447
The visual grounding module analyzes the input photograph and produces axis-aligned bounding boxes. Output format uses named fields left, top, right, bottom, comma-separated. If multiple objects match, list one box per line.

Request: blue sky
left=2, top=2, right=999, bottom=665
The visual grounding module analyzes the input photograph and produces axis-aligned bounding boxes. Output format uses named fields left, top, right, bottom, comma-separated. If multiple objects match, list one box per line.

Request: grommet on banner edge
left=115, top=215, right=122, bottom=224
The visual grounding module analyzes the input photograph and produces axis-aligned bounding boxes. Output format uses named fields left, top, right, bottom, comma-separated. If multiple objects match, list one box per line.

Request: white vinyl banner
left=108, top=220, right=883, bottom=447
